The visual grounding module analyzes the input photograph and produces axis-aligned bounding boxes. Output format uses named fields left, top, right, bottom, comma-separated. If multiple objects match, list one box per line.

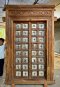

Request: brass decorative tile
left=22, top=65, right=28, bottom=70
left=39, top=31, right=45, bottom=36
left=32, top=65, right=37, bottom=70
left=22, top=51, right=28, bottom=56
left=16, top=71, right=21, bottom=76
left=32, top=51, right=37, bottom=56
left=39, top=71, right=44, bottom=77
left=16, top=24, right=21, bottom=29
left=32, top=37, right=37, bottom=42
left=23, top=71, right=28, bottom=77
left=16, top=58, right=21, bottom=63
left=22, top=24, right=28, bottom=29
left=16, top=65, right=21, bottom=70
left=22, top=38, right=28, bottom=42
left=32, top=71, right=37, bottom=76
left=22, top=44, right=28, bottom=49
left=32, top=31, right=37, bottom=35
left=32, top=24, right=37, bottom=28
left=16, top=31, right=21, bottom=36
left=32, top=58, right=37, bottom=63
left=38, top=64, right=44, bottom=70
left=22, top=58, right=28, bottom=63
left=39, top=24, right=45, bottom=29
left=23, top=31, right=28, bottom=36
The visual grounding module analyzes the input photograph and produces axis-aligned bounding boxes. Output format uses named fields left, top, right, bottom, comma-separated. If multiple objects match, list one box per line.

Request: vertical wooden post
left=11, top=80, right=15, bottom=87
left=44, top=80, right=48, bottom=87
left=11, top=83, right=15, bottom=87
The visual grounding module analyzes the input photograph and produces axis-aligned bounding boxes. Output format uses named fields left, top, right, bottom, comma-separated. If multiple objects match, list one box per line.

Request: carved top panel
left=8, top=10, right=52, bottom=17
left=4, top=5, right=54, bottom=17
left=4, top=5, right=55, bottom=10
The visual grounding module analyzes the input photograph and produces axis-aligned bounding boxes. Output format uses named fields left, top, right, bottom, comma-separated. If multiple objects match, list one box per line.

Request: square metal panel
left=39, top=24, right=45, bottom=29
left=16, top=51, right=21, bottom=56
left=16, top=65, right=21, bottom=70
left=38, top=58, right=44, bottom=63
left=39, top=31, right=45, bottom=36
left=32, top=65, right=37, bottom=70
left=22, top=58, right=28, bottom=63
left=16, top=24, right=21, bottom=29
left=32, top=71, right=37, bottom=77
left=22, top=24, right=28, bottom=29
left=23, top=71, right=28, bottom=77
left=22, top=65, right=28, bottom=70
left=16, top=38, right=21, bottom=42
left=32, top=31, right=37, bottom=35
left=38, top=37, right=45, bottom=43
left=32, top=44, right=37, bottom=49
left=16, top=58, right=21, bottom=63
left=16, top=31, right=21, bottom=36
left=38, top=64, right=44, bottom=70
left=32, top=24, right=37, bottom=28
left=39, top=71, right=44, bottom=77
left=16, top=71, right=21, bottom=76
left=22, top=51, right=28, bottom=56
left=32, top=37, right=37, bottom=42
left=22, top=38, right=28, bottom=42
left=23, top=31, right=28, bottom=36
left=22, top=44, right=28, bottom=49
left=32, top=58, right=37, bottom=63
left=32, top=51, right=37, bottom=56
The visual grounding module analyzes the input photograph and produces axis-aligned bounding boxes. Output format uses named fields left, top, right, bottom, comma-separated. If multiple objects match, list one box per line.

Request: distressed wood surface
left=5, top=5, right=55, bottom=85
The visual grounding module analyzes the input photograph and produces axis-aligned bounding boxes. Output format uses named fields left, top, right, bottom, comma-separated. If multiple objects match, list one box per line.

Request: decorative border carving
left=8, top=10, right=52, bottom=17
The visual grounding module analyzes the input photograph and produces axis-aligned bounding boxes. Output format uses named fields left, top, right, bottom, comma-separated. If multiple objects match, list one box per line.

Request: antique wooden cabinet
left=4, top=5, right=55, bottom=85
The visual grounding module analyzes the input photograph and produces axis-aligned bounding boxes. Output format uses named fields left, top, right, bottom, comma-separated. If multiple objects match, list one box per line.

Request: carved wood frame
left=5, top=5, right=55, bottom=85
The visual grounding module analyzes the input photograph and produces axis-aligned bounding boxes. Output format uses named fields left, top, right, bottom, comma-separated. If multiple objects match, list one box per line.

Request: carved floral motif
left=8, top=10, right=52, bottom=17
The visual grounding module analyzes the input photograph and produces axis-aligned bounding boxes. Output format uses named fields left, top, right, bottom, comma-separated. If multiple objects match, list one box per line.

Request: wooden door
left=4, top=5, right=55, bottom=85
left=12, top=21, right=47, bottom=83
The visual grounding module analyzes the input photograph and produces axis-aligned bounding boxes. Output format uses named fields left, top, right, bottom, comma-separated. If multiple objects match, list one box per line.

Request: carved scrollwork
left=8, top=10, right=52, bottom=17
